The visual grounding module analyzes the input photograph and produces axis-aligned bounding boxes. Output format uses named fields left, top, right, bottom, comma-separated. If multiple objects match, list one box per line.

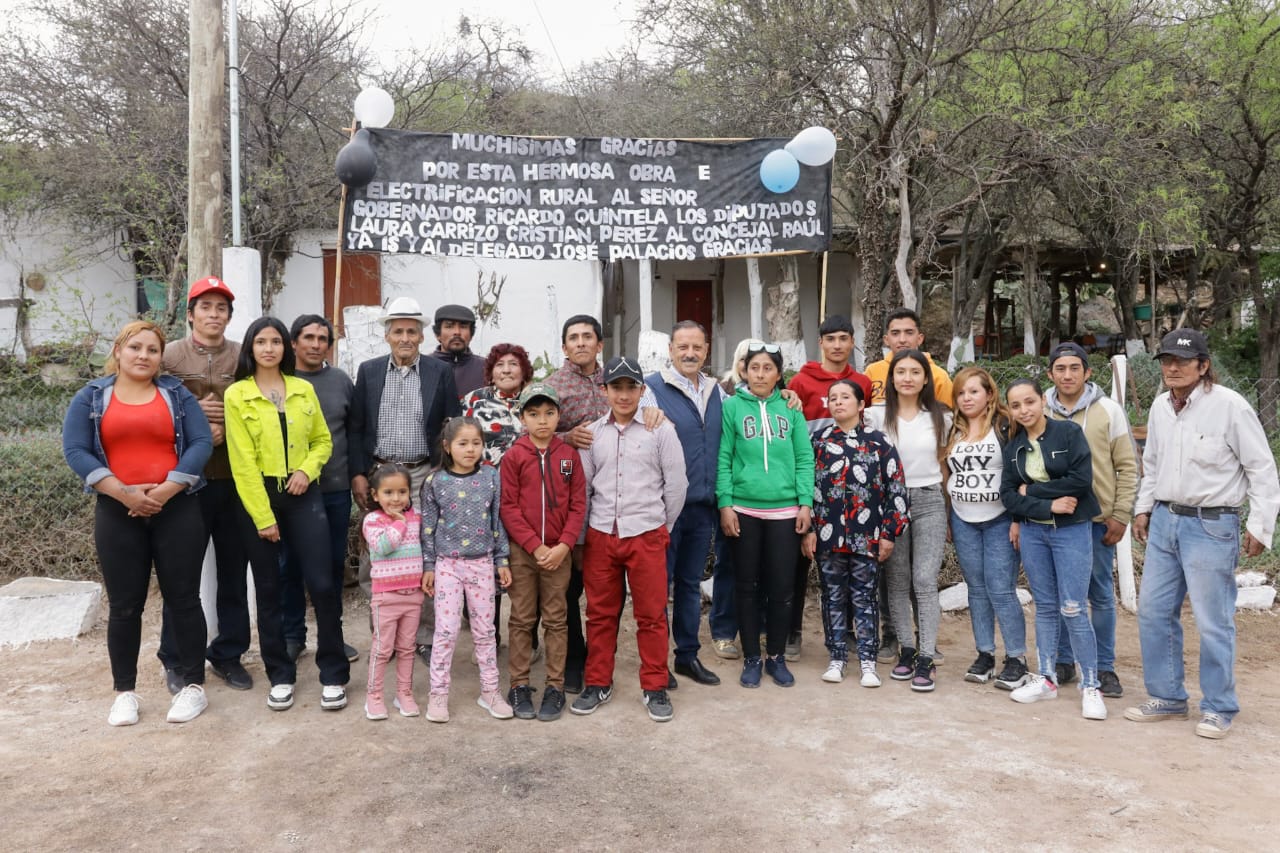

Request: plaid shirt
left=546, top=359, right=607, bottom=432
left=375, top=355, right=430, bottom=463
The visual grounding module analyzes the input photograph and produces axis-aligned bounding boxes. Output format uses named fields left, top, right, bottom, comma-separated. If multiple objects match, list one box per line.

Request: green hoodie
left=717, top=386, right=815, bottom=509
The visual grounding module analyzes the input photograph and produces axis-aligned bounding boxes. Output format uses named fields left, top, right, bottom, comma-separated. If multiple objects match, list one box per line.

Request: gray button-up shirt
left=375, top=355, right=430, bottom=463
left=581, top=414, right=687, bottom=537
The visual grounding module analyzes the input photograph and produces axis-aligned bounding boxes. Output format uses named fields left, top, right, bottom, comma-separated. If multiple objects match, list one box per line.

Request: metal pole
left=228, top=0, right=242, bottom=246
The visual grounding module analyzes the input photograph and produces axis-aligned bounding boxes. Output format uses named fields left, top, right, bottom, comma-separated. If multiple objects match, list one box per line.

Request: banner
left=341, top=130, right=831, bottom=261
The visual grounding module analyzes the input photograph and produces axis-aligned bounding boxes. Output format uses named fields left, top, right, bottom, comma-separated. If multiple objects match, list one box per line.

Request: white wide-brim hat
left=382, top=296, right=425, bottom=325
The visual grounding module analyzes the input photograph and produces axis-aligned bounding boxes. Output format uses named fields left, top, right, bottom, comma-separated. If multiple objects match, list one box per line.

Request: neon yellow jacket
left=224, top=374, right=332, bottom=529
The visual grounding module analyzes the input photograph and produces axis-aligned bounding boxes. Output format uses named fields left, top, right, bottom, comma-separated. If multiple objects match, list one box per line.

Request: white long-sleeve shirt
left=1134, top=384, right=1280, bottom=548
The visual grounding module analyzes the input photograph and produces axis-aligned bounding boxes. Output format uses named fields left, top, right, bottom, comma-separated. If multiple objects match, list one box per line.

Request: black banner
left=341, top=130, right=831, bottom=261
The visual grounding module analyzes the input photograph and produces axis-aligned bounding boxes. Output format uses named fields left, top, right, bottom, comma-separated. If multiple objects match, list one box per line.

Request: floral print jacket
left=812, top=423, right=909, bottom=558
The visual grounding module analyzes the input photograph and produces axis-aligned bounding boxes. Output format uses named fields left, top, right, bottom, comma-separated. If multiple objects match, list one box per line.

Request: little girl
left=362, top=463, right=423, bottom=720
left=421, top=417, right=513, bottom=723
left=803, top=379, right=908, bottom=687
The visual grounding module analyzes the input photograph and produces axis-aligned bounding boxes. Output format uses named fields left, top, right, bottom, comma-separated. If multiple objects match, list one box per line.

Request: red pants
left=583, top=526, right=671, bottom=692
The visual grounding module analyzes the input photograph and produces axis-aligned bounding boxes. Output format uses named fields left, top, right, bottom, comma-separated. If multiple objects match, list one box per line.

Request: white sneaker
left=860, top=661, right=882, bottom=688
left=1010, top=674, right=1058, bottom=704
left=822, top=660, right=846, bottom=683
left=320, top=685, right=348, bottom=711
left=1082, top=687, right=1107, bottom=720
left=167, top=684, right=208, bottom=723
left=267, top=683, right=295, bottom=711
left=108, top=692, right=140, bottom=726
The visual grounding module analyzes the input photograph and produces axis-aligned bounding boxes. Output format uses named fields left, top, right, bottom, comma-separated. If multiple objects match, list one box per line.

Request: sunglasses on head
left=746, top=343, right=781, bottom=356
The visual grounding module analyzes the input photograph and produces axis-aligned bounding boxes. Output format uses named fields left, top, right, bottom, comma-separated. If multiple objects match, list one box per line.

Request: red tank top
left=100, top=391, right=179, bottom=486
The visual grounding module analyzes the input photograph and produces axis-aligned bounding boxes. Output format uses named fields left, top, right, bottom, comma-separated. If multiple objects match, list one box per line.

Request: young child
left=571, top=357, right=688, bottom=723
left=361, top=463, right=423, bottom=720
left=421, top=417, right=513, bottom=723
left=802, top=379, right=908, bottom=688
left=499, top=382, right=588, bottom=722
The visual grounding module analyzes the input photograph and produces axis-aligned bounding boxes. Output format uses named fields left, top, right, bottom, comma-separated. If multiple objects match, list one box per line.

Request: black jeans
left=158, top=478, right=249, bottom=668
left=731, top=513, right=799, bottom=659
left=97, top=492, right=207, bottom=691
left=565, top=546, right=587, bottom=671
left=241, top=480, right=349, bottom=687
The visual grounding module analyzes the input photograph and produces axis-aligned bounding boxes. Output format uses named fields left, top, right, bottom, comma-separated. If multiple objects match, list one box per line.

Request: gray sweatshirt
left=296, top=365, right=355, bottom=493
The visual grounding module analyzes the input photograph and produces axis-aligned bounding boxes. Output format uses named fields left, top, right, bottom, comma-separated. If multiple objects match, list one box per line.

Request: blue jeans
left=1138, top=503, right=1240, bottom=720
left=950, top=511, right=1026, bottom=657
left=281, top=489, right=352, bottom=645
left=665, top=503, right=717, bottom=663
left=709, top=529, right=737, bottom=642
left=1056, top=521, right=1116, bottom=670
left=1019, top=520, right=1099, bottom=689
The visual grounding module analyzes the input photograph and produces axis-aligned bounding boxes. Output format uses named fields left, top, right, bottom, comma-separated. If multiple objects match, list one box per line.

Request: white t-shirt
left=947, top=427, right=1005, bottom=523
left=866, top=407, right=948, bottom=488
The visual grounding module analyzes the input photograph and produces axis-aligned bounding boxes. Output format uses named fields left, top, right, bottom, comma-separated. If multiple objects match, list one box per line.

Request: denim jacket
left=62, top=374, right=213, bottom=494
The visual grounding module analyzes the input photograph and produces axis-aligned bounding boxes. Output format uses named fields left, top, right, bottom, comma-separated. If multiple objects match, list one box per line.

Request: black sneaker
left=509, top=685, right=536, bottom=720
left=890, top=647, right=917, bottom=681
left=569, top=684, right=612, bottom=715
left=964, top=651, right=997, bottom=684
left=415, top=644, right=432, bottom=666
left=209, top=659, right=253, bottom=691
left=910, top=656, right=936, bottom=692
left=563, top=664, right=584, bottom=695
left=344, top=643, right=360, bottom=663
left=995, top=655, right=1029, bottom=691
left=1055, top=662, right=1078, bottom=686
left=1098, top=670, right=1124, bottom=698
left=642, top=689, right=674, bottom=722
left=537, top=686, right=565, bottom=722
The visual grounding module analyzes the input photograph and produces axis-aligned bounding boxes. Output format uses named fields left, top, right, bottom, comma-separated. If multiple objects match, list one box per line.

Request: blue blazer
left=349, top=354, right=461, bottom=476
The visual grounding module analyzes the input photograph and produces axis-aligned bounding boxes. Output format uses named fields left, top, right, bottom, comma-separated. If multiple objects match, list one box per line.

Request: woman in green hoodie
left=717, top=344, right=816, bottom=689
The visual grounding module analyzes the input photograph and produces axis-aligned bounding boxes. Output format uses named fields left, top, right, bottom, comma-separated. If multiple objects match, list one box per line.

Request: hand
left=258, top=524, right=280, bottom=542
left=285, top=470, right=310, bottom=496
left=1050, top=496, right=1077, bottom=514
left=118, top=482, right=163, bottom=517
left=720, top=507, right=740, bottom=538
left=498, top=566, right=513, bottom=589
left=198, top=393, right=225, bottom=425
left=141, top=481, right=183, bottom=510
left=801, top=531, right=816, bottom=559
left=795, top=506, right=812, bottom=536
left=877, top=539, right=895, bottom=562
left=1102, top=517, right=1127, bottom=546
left=566, top=424, right=594, bottom=450
left=351, top=474, right=371, bottom=511
left=537, top=543, right=570, bottom=571
left=209, top=423, right=225, bottom=447
left=1018, top=483, right=1027, bottom=496
left=1133, top=513, right=1149, bottom=543
left=384, top=506, right=405, bottom=522
left=780, top=388, right=803, bottom=411
left=1009, top=521, right=1020, bottom=551
left=422, top=571, right=435, bottom=596
left=641, top=406, right=666, bottom=431
left=1243, top=532, right=1265, bottom=559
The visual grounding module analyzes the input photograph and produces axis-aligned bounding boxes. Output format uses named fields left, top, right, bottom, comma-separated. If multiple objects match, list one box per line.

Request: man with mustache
left=429, top=304, right=485, bottom=397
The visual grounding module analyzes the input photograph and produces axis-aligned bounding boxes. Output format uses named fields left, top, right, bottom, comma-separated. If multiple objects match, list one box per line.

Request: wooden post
left=188, top=0, right=225, bottom=281
left=818, top=251, right=829, bottom=323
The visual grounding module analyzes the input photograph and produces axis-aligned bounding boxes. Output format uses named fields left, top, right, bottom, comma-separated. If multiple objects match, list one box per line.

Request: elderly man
left=1126, top=329, right=1280, bottom=739
left=429, top=303, right=485, bottom=396
left=350, top=297, right=461, bottom=661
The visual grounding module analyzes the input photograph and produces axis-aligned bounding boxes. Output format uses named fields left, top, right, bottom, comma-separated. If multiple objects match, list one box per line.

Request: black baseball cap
left=1155, top=329, right=1209, bottom=360
left=1048, top=342, right=1089, bottom=367
left=601, top=356, right=644, bottom=385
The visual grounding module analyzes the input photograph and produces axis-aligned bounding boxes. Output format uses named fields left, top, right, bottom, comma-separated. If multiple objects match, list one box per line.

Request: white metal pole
left=747, top=257, right=763, bottom=340
left=1111, top=354, right=1138, bottom=612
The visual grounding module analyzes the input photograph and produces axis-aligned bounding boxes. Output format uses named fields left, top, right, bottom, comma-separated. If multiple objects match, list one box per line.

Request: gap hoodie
left=717, top=386, right=815, bottom=510
left=499, top=433, right=588, bottom=554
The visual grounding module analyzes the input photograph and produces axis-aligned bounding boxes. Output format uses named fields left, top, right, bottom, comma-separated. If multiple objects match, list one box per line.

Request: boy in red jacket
left=499, top=382, right=587, bottom=721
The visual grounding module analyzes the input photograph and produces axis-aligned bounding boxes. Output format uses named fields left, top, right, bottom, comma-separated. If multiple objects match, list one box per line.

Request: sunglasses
left=746, top=343, right=781, bottom=356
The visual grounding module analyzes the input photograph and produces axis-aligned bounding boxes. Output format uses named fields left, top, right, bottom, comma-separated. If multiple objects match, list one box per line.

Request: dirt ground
left=3, top=588, right=1279, bottom=852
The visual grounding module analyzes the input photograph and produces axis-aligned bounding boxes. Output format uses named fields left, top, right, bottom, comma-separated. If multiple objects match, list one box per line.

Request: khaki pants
left=507, top=543, right=571, bottom=689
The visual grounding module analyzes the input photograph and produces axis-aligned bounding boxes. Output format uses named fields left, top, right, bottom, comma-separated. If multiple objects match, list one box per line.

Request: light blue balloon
left=759, top=149, right=800, bottom=193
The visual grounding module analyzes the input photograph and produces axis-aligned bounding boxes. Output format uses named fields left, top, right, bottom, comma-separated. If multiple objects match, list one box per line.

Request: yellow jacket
left=225, top=374, right=332, bottom=529
left=865, top=353, right=954, bottom=407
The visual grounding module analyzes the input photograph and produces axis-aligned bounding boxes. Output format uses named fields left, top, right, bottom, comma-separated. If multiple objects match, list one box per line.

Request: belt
left=1162, top=502, right=1239, bottom=520
left=372, top=455, right=428, bottom=467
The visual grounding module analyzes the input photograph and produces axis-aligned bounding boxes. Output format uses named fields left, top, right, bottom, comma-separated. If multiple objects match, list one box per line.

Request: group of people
left=63, top=284, right=1278, bottom=738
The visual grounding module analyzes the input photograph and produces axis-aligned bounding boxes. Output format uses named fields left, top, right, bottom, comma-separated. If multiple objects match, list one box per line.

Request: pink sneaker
left=426, top=693, right=449, bottom=723
left=365, top=695, right=388, bottom=721
left=478, top=689, right=514, bottom=719
left=394, top=692, right=420, bottom=717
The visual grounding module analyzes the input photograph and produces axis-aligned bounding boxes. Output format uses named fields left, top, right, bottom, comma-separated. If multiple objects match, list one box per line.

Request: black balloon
left=335, top=128, right=377, bottom=188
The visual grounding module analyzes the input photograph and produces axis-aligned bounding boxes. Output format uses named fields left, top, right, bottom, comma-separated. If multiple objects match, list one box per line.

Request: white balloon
left=784, top=126, right=838, bottom=166
left=354, top=87, right=395, bottom=128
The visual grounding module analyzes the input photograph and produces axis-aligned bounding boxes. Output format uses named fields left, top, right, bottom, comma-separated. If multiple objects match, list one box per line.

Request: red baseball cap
left=188, top=276, right=236, bottom=303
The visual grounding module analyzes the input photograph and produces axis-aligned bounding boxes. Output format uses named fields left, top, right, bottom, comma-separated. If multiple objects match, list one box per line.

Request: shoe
left=667, top=668, right=679, bottom=690
left=933, top=647, right=945, bottom=666
left=674, top=658, right=721, bottom=686
left=209, top=660, right=253, bottom=691
left=163, top=666, right=183, bottom=696
left=344, top=643, right=360, bottom=663
left=1055, top=662, right=1077, bottom=686
left=910, top=656, right=936, bottom=692
left=537, top=686, right=566, bottom=722
left=167, top=684, right=208, bottom=723
left=530, top=642, right=544, bottom=664
left=365, top=696, right=388, bottom=720
left=784, top=632, right=802, bottom=661
left=285, top=641, right=304, bottom=663
left=321, top=685, right=347, bottom=711
left=1099, top=670, right=1123, bottom=698
left=964, top=651, right=996, bottom=684
left=415, top=644, right=432, bottom=666
left=569, top=685, right=613, bottom=715
left=1123, top=698, right=1189, bottom=723
left=765, top=654, right=795, bottom=687
left=394, top=693, right=420, bottom=717
left=267, top=683, right=294, bottom=711
left=642, top=689, right=674, bottom=722
left=712, top=638, right=741, bottom=660
left=859, top=660, right=881, bottom=688
left=993, top=656, right=1029, bottom=691
left=1010, top=674, right=1058, bottom=704
left=740, top=657, right=763, bottom=688
left=822, top=660, right=846, bottom=684
left=426, top=693, right=449, bottom=723
left=877, top=637, right=899, bottom=664
left=563, top=665, right=584, bottom=695
left=1195, top=713, right=1231, bottom=739
left=890, top=647, right=917, bottom=681
left=478, top=690, right=514, bottom=719
left=1082, top=686, right=1107, bottom=720
left=108, top=692, right=140, bottom=727
left=509, top=685, right=536, bottom=720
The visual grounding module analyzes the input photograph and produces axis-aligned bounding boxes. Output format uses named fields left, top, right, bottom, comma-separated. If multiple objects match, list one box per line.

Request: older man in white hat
left=350, top=296, right=461, bottom=660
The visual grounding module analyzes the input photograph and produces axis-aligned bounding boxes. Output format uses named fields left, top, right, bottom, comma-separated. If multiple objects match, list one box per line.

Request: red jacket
left=786, top=361, right=873, bottom=434
left=499, top=434, right=588, bottom=553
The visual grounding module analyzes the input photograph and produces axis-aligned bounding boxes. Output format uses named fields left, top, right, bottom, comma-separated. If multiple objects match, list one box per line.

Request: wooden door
left=676, top=279, right=714, bottom=343
left=322, top=249, right=382, bottom=337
